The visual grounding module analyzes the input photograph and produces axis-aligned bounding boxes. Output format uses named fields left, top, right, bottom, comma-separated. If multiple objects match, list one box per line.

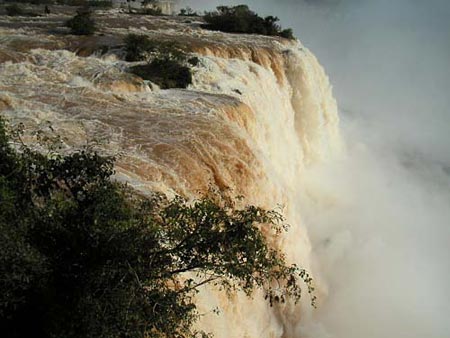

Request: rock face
left=0, top=7, right=341, bottom=337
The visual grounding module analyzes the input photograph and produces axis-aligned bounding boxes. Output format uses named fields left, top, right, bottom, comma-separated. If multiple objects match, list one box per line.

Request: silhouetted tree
left=0, top=118, right=314, bottom=338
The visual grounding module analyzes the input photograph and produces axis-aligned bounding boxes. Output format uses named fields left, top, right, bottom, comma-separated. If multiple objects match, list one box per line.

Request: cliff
left=0, top=6, right=341, bottom=337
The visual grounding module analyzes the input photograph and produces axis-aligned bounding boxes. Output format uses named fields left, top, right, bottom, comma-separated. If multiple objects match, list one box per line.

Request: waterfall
left=188, top=41, right=342, bottom=338
left=0, top=31, right=342, bottom=337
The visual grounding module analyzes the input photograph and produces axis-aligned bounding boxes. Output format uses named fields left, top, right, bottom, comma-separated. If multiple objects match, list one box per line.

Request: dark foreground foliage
left=0, top=118, right=314, bottom=338
left=203, top=5, right=295, bottom=40
left=65, top=9, right=96, bottom=35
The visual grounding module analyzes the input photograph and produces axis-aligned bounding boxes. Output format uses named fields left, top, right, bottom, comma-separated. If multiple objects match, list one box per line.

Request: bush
left=203, top=5, right=296, bottom=40
left=129, top=58, right=192, bottom=89
left=65, top=9, right=96, bottom=35
left=0, top=117, right=315, bottom=337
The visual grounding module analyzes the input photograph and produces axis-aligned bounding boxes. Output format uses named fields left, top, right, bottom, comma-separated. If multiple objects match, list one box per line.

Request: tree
left=0, top=118, right=314, bottom=337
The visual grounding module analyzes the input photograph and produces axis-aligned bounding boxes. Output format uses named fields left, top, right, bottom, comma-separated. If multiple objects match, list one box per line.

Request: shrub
left=129, top=58, right=192, bottom=89
left=65, top=9, right=96, bottom=35
left=0, top=117, right=315, bottom=338
left=203, top=5, right=296, bottom=40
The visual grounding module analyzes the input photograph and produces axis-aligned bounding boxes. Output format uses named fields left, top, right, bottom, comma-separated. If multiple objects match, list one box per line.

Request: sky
left=181, top=1, right=450, bottom=337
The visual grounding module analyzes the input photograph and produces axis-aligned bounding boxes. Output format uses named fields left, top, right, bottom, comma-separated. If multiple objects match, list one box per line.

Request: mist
left=183, top=0, right=450, bottom=337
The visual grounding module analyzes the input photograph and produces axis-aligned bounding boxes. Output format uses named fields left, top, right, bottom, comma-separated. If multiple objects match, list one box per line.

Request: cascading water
left=0, top=13, right=342, bottom=337
left=189, top=41, right=342, bottom=338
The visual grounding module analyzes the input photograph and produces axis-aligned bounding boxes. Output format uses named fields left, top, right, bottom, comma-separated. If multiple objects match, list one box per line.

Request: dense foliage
left=0, top=118, right=314, bottom=337
left=203, top=5, right=295, bottom=40
left=66, top=9, right=96, bottom=35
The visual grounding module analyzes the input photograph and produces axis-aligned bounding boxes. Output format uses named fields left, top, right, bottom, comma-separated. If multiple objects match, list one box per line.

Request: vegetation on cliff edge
left=203, top=5, right=295, bottom=40
left=0, top=118, right=315, bottom=338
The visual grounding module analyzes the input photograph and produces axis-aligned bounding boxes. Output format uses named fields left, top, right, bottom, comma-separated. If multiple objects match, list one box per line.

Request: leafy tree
left=203, top=5, right=296, bottom=40
left=0, top=117, right=315, bottom=337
